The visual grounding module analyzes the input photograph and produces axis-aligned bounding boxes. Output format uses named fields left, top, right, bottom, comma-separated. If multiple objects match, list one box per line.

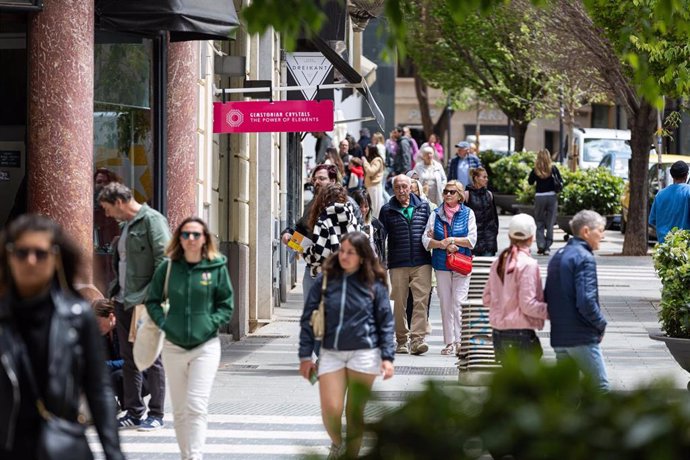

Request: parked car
left=620, top=154, right=690, bottom=237
left=566, top=128, right=631, bottom=170
left=598, top=151, right=633, bottom=180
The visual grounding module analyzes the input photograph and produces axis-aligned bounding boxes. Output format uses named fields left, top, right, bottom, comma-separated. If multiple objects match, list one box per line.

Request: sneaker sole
left=138, top=425, right=164, bottom=432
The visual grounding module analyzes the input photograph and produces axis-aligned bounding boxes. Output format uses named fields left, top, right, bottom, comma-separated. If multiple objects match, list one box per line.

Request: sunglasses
left=180, top=231, right=203, bottom=240
left=7, top=244, right=56, bottom=262
left=442, top=189, right=458, bottom=195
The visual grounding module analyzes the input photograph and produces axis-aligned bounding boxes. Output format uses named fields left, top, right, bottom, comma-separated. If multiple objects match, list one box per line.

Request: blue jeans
left=303, top=265, right=316, bottom=297
left=554, top=344, right=610, bottom=391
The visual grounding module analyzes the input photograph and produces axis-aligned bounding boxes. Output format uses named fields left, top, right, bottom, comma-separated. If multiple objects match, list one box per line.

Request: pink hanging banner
left=213, top=100, right=334, bottom=133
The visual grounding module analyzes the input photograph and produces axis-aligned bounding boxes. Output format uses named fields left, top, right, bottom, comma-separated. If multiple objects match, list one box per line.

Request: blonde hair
left=372, top=132, right=385, bottom=144
left=444, top=180, right=465, bottom=203
left=535, top=149, right=553, bottom=179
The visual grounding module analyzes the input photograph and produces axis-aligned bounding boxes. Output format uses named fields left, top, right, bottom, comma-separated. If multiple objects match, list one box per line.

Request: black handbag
left=18, top=338, right=93, bottom=460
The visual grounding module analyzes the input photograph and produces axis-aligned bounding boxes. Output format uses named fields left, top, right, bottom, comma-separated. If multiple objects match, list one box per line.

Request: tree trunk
left=513, top=119, right=529, bottom=152
left=622, top=100, right=656, bottom=256
left=413, top=66, right=434, bottom=139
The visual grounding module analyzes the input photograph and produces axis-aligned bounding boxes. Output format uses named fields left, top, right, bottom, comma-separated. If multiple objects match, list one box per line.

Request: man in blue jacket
left=648, top=160, right=690, bottom=244
left=544, top=210, right=609, bottom=391
left=447, top=141, right=481, bottom=187
left=379, top=174, right=432, bottom=355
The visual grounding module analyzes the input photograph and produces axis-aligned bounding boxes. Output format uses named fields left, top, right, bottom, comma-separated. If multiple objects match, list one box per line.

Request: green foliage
left=364, top=355, right=690, bottom=460
left=400, top=0, right=558, bottom=149
left=653, top=229, right=690, bottom=338
left=489, top=151, right=536, bottom=195
left=558, top=167, right=625, bottom=216
left=516, top=178, right=535, bottom=204
left=477, top=150, right=503, bottom=181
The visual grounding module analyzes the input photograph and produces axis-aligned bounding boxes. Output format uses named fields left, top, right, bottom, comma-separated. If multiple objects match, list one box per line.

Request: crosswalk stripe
left=90, top=443, right=329, bottom=455
left=92, top=428, right=330, bottom=440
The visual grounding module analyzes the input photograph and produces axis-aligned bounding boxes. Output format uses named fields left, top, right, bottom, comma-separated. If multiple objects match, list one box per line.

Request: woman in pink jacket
left=483, top=213, right=548, bottom=362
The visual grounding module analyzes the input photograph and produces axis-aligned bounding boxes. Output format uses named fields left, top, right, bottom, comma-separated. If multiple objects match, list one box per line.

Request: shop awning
left=309, top=36, right=385, bottom=132
left=95, top=0, right=239, bottom=41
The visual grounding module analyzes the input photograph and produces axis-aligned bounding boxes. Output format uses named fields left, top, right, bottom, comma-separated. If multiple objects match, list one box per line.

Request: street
left=92, top=216, right=687, bottom=459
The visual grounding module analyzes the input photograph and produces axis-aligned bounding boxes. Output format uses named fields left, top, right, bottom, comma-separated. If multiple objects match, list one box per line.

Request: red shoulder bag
left=444, top=223, right=473, bottom=275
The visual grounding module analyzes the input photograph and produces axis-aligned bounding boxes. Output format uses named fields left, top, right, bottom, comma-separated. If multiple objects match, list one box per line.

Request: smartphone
left=309, top=367, right=319, bottom=385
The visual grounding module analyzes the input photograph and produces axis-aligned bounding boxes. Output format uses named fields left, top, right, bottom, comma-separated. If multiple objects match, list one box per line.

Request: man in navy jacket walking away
left=544, top=210, right=609, bottom=391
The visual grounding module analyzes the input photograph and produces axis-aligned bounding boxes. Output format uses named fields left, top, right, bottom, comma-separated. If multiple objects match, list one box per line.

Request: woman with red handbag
left=422, top=180, right=477, bottom=356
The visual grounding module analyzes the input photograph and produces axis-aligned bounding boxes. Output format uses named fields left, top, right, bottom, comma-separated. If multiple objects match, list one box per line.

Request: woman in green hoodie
left=145, top=217, right=233, bottom=460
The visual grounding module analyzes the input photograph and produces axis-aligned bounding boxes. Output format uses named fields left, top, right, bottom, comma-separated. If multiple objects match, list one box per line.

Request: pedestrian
left=299, top=232, right=395, bottom=459
left=393, top=128, right=413, bottom=176
left=311, top=131, right=334, bottom=165
left=0, top=214, right=124, bottom=460
left=98, top=182, right=170, bottom=430
left=421, top=133, right=444, bottom=163
left=93, top=298, right=143, bottom=410
left=362, top=144, right=386, bottom=218
left=483, top=214, right=548, bottom=362
left=414, top=145, right=447, bottom=206
left=323, top=147, right=345, bottom=183
left=351, top=189, right=387, bottom=266
left=403, top=126, right=419, bottom=166
left=649, top=160, right=690, bottom=243
left=280, top=165, right=362, bottom=295
left=422, top=180, right=477, bottom=356
left=545, top=210, right=609, bottom=391
left=464, top=167, right=499, bottom=256
left=303, top=183, right=360, bottom=277
left=357, top=127, right=371, bottom=153
left=145, top=216, right=234, bottom=460
left=448, top=141, right=482, bottom=188
left=379, top=174, right=433, bottom=355
left=528, top=148, right=563, bottom=255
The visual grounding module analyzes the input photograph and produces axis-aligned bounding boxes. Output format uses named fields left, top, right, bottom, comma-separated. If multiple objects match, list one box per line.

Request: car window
left=583, top=139, right=631, bottom=163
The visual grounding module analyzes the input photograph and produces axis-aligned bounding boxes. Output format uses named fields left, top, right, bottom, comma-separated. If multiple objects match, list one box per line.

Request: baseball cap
left=670, top=161, right=689, bottom=179
left=455, top=141, right=471, bottom=149
left=508, top=214, right=536, bottom=240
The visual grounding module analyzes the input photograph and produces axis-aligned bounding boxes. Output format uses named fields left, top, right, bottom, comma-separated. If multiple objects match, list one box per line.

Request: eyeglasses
left=180, top=231, right=203, bottom=240
left=6, top=244, right=55, bottom=262
left=442, top=189, right=458, bottom=195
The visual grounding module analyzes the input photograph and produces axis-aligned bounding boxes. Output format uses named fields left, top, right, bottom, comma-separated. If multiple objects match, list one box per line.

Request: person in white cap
left=483, top=213, right=548, bottom=363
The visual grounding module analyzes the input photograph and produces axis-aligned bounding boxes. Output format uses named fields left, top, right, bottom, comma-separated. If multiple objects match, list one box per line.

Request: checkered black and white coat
left=304, top=202, right=360, bottom=277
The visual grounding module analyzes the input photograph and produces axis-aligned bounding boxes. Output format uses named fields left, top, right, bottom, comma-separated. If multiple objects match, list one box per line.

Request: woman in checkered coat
left=304, top=183, right=360, bottom=277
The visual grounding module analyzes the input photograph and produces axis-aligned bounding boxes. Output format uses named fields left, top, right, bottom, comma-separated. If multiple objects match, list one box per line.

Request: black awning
left=95, top=0, right=239, bottom=42
left=310, top=36, right=385, bottom=132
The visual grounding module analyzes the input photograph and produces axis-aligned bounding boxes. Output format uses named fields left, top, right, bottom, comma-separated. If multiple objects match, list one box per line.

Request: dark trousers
left=114, top=302, right=165, bottom=419
left=492, top=329, right=543, bottom=364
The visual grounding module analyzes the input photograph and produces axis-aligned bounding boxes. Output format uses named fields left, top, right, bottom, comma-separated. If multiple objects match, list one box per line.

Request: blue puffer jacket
left=378, top=193, right=432, bottom=269
left=299, top=272, right=395, bottom=362
left=430, top=205, right=472, bottom=271
left=544, top=237, right=607, bottom=347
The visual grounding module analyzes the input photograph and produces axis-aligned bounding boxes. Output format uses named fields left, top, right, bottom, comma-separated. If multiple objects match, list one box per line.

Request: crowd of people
left=0, top=130, right=611, bottom=459
left=289, top=130, right=610, bottom=456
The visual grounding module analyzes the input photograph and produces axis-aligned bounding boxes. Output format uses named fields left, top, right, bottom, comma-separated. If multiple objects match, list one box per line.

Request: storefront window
left=93, top=33, right=154, bottom=295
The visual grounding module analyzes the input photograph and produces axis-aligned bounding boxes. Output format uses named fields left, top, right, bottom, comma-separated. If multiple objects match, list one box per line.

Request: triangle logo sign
left=286, top=52, right=333, bottom=100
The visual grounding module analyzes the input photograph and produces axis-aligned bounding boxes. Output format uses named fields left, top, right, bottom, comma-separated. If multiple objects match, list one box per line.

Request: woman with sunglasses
left=422, top=180, right=477, bottom=356
left=0, top=214, right=124, bottom=460
left=145, top=217, right=234, bottom=460
left=299, top=232, right=395, bottom=458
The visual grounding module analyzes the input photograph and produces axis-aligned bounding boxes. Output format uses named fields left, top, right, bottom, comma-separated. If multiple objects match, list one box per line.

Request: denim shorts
left=318, top=348, right=381, bottom=376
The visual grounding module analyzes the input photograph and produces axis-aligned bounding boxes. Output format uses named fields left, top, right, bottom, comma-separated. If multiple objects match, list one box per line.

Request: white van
left=567, top=128, right=631, bottom=170
left=465, top=134, right=514, bottom=156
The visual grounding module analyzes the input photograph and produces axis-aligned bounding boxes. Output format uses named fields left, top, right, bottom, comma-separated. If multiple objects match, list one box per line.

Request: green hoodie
left=145, top=255, right=234, bottom=350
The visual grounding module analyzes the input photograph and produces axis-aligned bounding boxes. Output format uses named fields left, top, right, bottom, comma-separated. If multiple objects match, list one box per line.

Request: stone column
left=28, top=0, right=94, bottom=284
left=166, top=41, right=199, bottom=231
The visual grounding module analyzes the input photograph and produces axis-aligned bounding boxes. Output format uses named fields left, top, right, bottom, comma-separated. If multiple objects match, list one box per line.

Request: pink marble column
left=166, top=41, right=199, bottom=231
left=28, top=0, right=94, bottom=283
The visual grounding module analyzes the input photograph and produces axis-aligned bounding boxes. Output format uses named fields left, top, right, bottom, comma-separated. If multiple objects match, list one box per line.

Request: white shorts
left=318, top=348, right=382, bottom=376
